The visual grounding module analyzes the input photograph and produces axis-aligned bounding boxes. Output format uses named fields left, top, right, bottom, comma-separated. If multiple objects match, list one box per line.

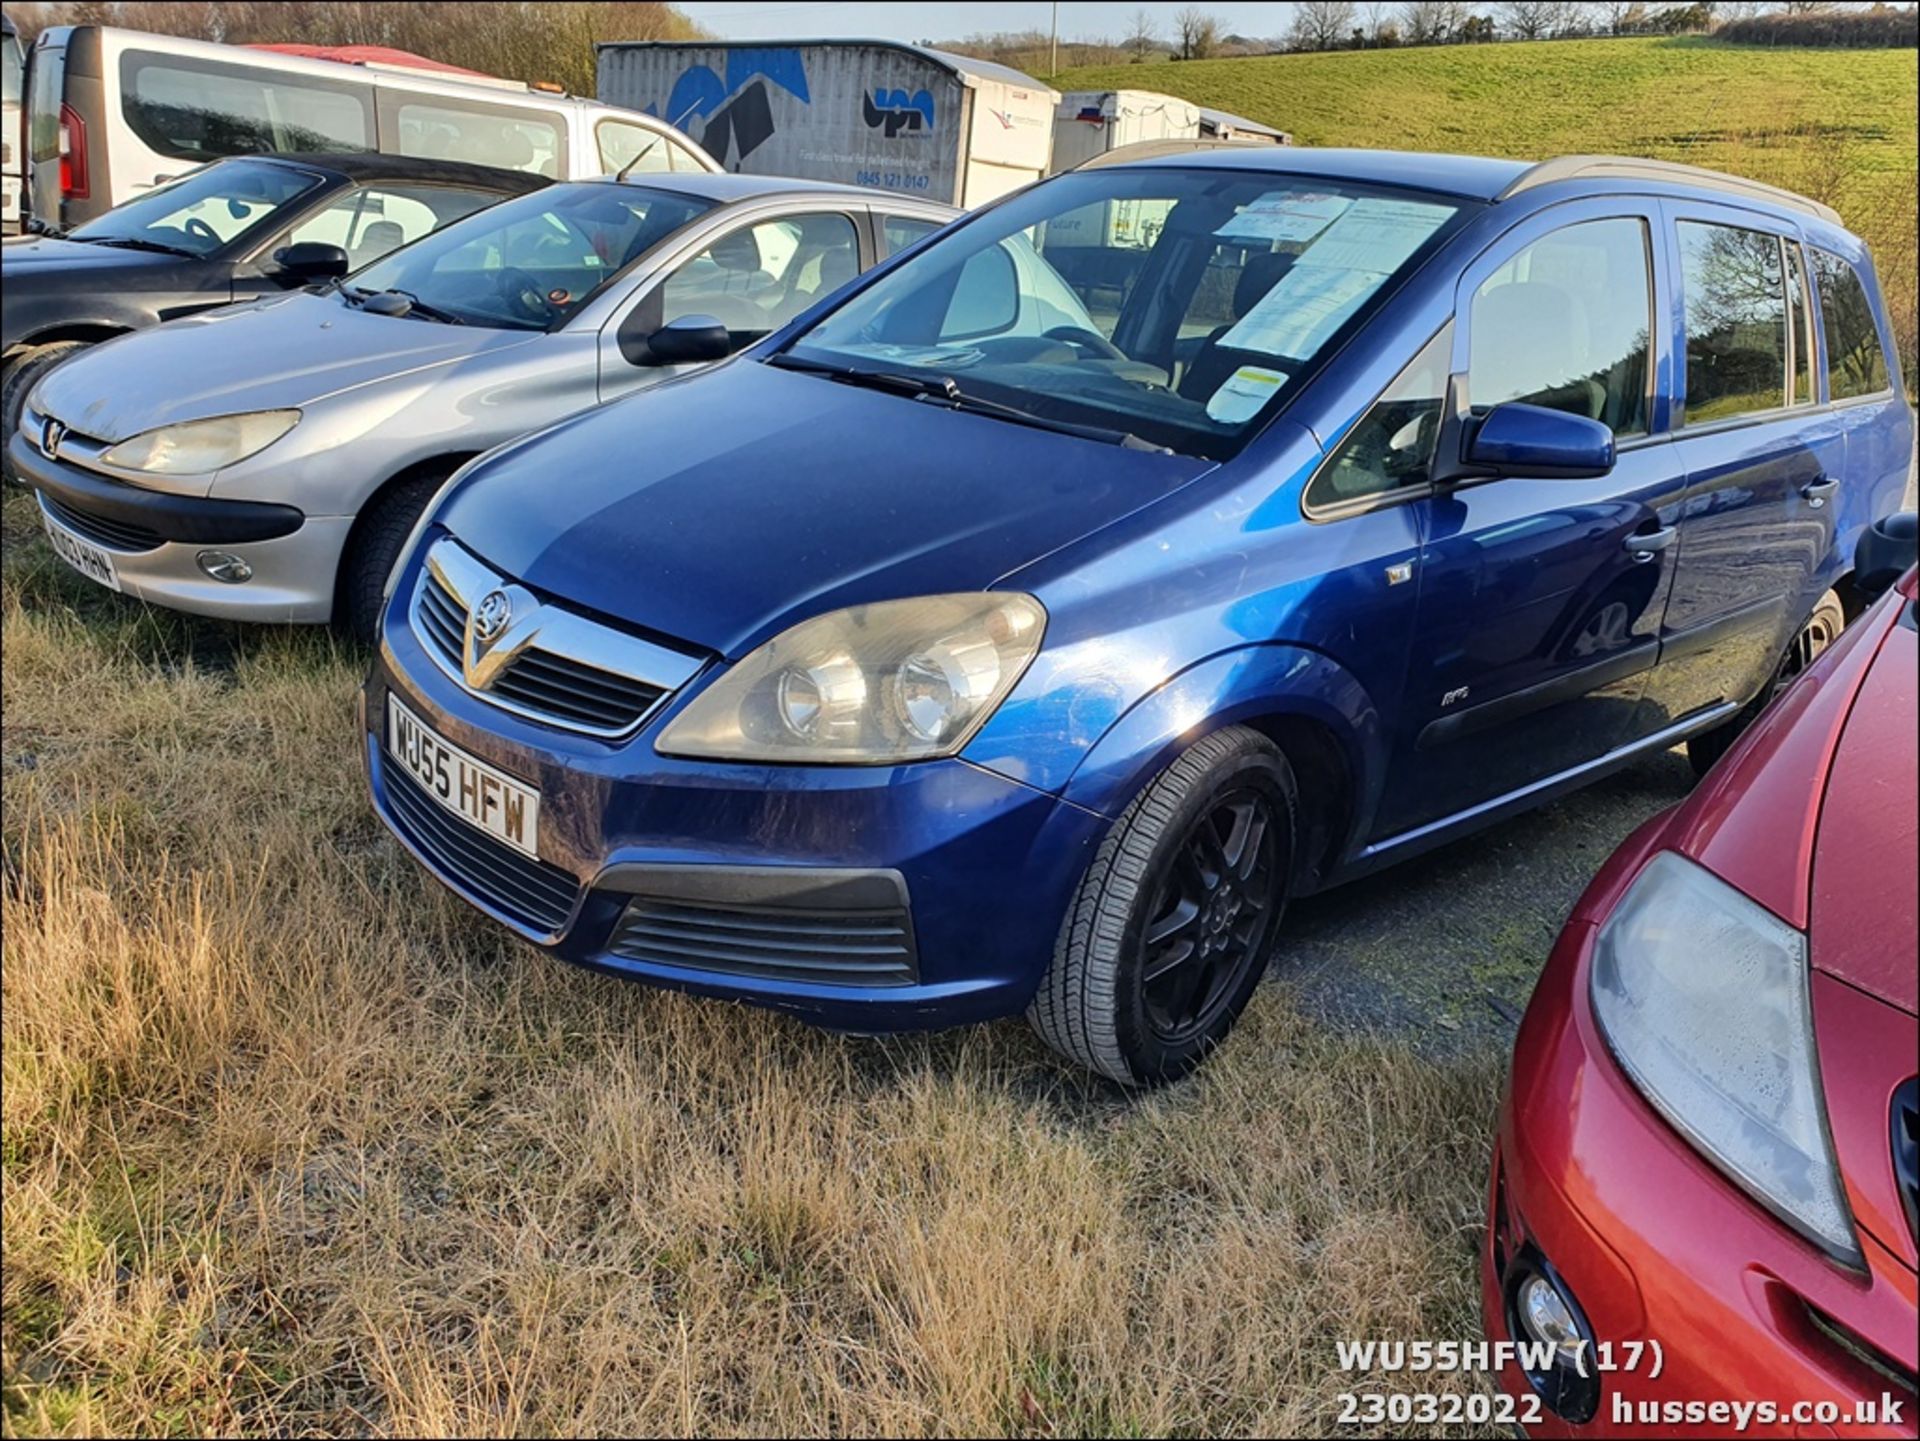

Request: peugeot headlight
left=101, top=410, right=300, bottom=475
left=657, top=593, right=1045, bottom=763
left=1590, top=851, right=1860, bottom=1266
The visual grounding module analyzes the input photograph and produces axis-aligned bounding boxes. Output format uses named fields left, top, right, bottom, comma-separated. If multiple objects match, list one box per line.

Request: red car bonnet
left=1661, top=578, right=1912, bottom=931
left=1810, top=592, right=1917, bottom=1015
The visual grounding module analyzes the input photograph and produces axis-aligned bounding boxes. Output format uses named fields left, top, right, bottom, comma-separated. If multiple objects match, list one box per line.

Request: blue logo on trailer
left=649, top=48, right=811, bottom=168
left=863, top=87, right=935, bottom=137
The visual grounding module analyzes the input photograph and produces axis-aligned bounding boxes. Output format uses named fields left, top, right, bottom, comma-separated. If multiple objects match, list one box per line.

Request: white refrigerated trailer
left=596, top=39, right=1057, bottom=208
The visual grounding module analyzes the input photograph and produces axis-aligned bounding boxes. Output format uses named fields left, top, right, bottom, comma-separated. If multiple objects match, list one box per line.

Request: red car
left=1484, top=516, right=1918, bottom=1438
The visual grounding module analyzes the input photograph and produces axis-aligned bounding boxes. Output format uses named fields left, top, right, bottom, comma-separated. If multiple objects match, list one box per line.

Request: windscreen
left=69, top=158, right=324, bottom=255
left=785, top=167, right=1469, bottom=459
left=348, top=182, right=718, bottom=331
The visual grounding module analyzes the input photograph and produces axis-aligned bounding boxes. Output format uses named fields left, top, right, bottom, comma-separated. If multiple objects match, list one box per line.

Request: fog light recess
left=196, top=551, right=253, bottom=583
left=1502, top=1248, right=1601, bottom=1423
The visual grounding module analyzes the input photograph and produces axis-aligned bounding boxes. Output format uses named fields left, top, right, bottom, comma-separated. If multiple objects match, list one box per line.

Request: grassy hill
left=1057, top=36, right=1918, bottom=376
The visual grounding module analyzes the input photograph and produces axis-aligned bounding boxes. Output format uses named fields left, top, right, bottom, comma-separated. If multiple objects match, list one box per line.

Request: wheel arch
left=331, top=452, right=478, bottom=612
left=5, top=322, right=132, bottom=363
left=1056, top=643, right=1385, bottom=894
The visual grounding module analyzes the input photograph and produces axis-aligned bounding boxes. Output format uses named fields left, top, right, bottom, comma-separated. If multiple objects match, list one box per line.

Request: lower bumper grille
left=41, top=492, right=165, bottom=553
left=609, top=895, right=918, bottom=987
left=381, top=756, right=581, bottom=935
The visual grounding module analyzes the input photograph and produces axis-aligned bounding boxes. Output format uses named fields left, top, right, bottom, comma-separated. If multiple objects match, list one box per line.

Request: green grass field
left=1058, top=36, right=1919, bottom=377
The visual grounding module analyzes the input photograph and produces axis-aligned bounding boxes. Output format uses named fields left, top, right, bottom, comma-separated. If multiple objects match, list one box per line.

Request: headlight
left=100, top=410, right=300, bottom=474
left=1590, top=851, right=1860, bottom=1266
left=656, top=593, right=1045, bottom=763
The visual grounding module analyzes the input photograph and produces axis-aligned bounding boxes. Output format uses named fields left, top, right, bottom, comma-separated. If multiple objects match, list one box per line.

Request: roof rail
left=1500, top=154, right=1840, bottom=225
left=1074, top=137, right=1273, bottom=171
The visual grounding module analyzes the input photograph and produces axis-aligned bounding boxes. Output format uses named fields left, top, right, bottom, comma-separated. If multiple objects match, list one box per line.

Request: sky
left=675, top=2, right=1304, bottom=45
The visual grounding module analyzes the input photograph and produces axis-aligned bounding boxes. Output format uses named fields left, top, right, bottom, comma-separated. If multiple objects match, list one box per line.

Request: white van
left=23, top=25, right=716, bottom=232
left=3, top=12, right=22, bottom=234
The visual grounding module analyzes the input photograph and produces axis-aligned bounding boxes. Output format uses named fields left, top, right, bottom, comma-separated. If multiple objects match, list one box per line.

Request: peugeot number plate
left=41, top=506, right=122, bottom=592
left=386, top=694, right=540, bottom=857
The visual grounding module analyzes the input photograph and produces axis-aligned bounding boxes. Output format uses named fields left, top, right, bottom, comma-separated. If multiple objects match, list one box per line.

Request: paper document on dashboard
left=1219, top=265, right=1384, bottom=360
left=1215, top=191, right=1352, bottom=242
left=1294, top=196, right=1454, bottom=274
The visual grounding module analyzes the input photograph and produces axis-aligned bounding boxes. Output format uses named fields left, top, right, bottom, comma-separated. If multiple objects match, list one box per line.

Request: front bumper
left=363, top=592, right=1110, bottom=1032
left=1482, top=828, right=1918, bottom=1437
left=14, top=428, right=347, bottom=623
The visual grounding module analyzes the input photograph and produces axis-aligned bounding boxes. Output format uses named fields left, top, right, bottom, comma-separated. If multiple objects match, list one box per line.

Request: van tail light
left=58, top=102, right=89, bottom=199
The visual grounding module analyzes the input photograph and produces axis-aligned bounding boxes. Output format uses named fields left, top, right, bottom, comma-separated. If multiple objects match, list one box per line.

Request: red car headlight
left=1590, top=850, right=1863, bottom=1268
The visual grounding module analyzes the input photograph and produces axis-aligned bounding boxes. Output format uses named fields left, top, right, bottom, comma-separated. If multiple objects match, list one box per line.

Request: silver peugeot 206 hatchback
left=12, top=174, right=957, bottom=640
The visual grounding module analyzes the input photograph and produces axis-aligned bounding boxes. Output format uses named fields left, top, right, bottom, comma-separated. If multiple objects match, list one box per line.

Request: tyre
left=335, top=471, right=448, bottom=648
left=1686, top=588, right=1846, bottom=777
left=2, top=340, right=92, bottom=482
left=1028, top=725, right=1297, bottom=1088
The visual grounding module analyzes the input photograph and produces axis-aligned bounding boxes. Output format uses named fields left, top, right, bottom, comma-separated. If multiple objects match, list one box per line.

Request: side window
left=1811, top=248, right=1892, bottom=400
left=598, top=119, right=670, bottom=175
left=939, top=243, right=1020, bottom=340
left=282, top=185, right=499, bottom=269
left=1306, top=325, right=1451, bottom=514
left=883, top=215, right=941, bottom=256
left=120, top=54, right=372, bottom=163
left=658, top=212, right=860, bottom=344
left=393, top=100, right=563, bottom=178
left=1784, top=241, right=1817, bottom=406
left=1678, top=221, right=1788, bottom=424
left=1468, top=217, right=1651, bottom=436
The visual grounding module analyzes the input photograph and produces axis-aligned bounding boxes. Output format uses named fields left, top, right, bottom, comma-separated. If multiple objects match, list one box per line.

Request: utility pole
left=1050, top=1, right=1059, bottom=74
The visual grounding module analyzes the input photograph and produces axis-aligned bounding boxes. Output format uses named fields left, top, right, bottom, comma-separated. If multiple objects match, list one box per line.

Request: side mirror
left=1853, top=509, right=1917, bottom=601
left=274, top=241, right=350, bottom=283
left=1465, top=402, right=1615, bottom=480
left=642, top=313, right=733, bottom=366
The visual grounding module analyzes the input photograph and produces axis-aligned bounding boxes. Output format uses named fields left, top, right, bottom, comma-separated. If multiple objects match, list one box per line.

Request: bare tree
left=1596, top=0, right=1648, bottom=33
left=1499, top=0, right=1569, bottom=40
left=1289, top=0, right=1357, bottom=49
left=1401, top=0, right=1468, bottom=44
left=1173, top=4, right=1222, bottom=59
left=1124, top=6, right=1161, bottom=58
left=1360, top=0, right=1398, bottom=42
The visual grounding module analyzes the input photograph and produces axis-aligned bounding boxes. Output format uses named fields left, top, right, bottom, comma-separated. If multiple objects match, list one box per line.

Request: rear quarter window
left=1810, top=249, right=1892, bottom=400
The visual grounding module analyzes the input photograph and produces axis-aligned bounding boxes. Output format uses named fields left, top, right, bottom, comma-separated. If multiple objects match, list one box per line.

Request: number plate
left=385, top=694, right=540, bottom=857
left=41, top=506, right=122, bottom=592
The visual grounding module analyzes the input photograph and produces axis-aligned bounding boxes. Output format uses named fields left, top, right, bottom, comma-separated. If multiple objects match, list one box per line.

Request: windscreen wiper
left=768, top=354, right=1171, bottom=452
left=343, top=287, right=466, bottom=325
left=385, top=289, right=467, bottom=325
left=81, top=235, right=196, bottom=256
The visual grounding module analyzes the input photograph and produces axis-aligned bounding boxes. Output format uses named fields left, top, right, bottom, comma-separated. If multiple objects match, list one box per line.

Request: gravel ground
left=1275, top=747, right=1695, bottom=1056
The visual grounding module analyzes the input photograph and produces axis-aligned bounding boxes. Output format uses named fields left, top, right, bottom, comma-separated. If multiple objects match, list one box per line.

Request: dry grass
left=0, top=490, right=1503, bottom=1435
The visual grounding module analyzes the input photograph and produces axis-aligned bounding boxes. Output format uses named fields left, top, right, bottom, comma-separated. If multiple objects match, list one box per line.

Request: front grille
left=381, top=754, right=581, bottom=935
left=485, top=649, right=667, bottom=732
left=1895, top=1077, right=1919, bottom=1246
left=410, top=539, right=700, bottom=739
left=609, top=896, right=918, bottom=987
left=40, top=493, right=165, bottom=553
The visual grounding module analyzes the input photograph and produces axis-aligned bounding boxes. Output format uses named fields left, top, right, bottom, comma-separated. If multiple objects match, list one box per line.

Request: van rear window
left=120, top=51, right=373, bottom=163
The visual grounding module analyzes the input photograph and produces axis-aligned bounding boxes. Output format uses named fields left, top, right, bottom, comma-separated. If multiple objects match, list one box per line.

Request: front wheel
left=1686, top=589, right=1846, bottom=777
left=335, top=472, right=448, bottom=648
left=1028, top=726, right=1296, bottom=1088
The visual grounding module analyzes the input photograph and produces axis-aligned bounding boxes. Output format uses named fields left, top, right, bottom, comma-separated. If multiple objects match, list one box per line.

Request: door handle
left=1625, top=526, right=1676, bottom=562
left=1800, top=476, right=1840, bottom=509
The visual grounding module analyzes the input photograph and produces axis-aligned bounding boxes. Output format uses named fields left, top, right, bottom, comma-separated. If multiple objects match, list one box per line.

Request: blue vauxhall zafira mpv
left=362, top=147, right=1913, bottom=1086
